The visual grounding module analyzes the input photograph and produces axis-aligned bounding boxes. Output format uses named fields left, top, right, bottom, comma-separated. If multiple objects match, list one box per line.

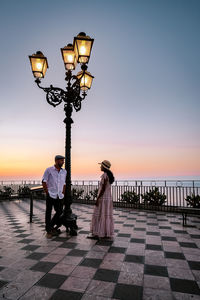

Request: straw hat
left=98, top=160, right=111, bottom=170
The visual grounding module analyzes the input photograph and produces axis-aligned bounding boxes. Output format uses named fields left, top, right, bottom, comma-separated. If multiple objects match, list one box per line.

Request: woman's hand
left=95, top=197, right=99, bottom=206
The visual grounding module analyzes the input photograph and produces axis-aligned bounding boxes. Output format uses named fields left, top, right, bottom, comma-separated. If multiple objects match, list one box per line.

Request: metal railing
left=1, top=180, right=200, bottom=210
left=70, top=180, right=200, bottom=210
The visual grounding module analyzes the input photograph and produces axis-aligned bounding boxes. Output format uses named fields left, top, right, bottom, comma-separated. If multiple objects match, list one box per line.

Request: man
left=42, top=155, right=67, bottom=238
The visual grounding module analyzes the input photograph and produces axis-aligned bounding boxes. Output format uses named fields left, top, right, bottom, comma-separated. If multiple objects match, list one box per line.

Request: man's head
left=55, top=155, right=65, bottom=168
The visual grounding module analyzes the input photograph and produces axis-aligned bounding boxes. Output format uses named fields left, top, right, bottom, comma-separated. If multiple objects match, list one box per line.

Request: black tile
left=12, top=225, right=23, bottom=228
left=144, top=264, right=168, bottom=277
left=123, top=224, right=134, bottom=227
left=78, top=230, right=90, bottom=234
left=53, top=236, right=70, bottom=242
left=161, top=236, right=177, bottom=241
left=16, top=234, right=30, bottom=238
left=130, top=238, right=145, bottom=244
left=136, top=220, right=146, bottom=223
left=174, top=230, right=188, bottom=234
left=67, top=249, right=87, bottom=257
left=147, top=223, right=158, bottom=226
left=21, top=245, right=40, bottom=251
left=50, top=290, right=83, bottom=300
left=179, top=242, right=198, bottom=248
left=26, top=252, right=47, bottom=260
left=190, top=234, right=200, bottom=239
left=146, top=244, right=162, bottom=251
left=113, top=283, right=143, bottom=300
left=170, top=278, right=200, bottom=295
left=188, top=261, right=200, bottom=270
left=14, top=230, right=26, bottom=233
left=118, top=233, right=131, bottom=237
left=36, top=273, right=67, bottom=288
left=59, top=242, right=77, bottom=249
left=30, top=261, right=56, bottom=272
left=159, top=226, right=171, bottom=229
left=115, top=221, right=124, bottom=224
left=134, top=228, right=146, bottom=231
left=0, top=280, right=9, bottom=289
left=108, top=247, right=126, bottom=253
left=170, top=222, right=180, bottom=225
left=96, top=240, right=113, bottom=246
left=182, top=226, right=197, bottom=230
left=94, top=268, right=120, bottom=282
left=125, top=255, right=144, bottom=264
left=17, top=239, right=34, bottom=244
left=127, top=217, right=136, bottom=220
left=0, top=266, right=5, bottom=272
left=146, top=232, right=160, bottom=236
left=80, top=258, right=102, bottom=268
left=165, top=252, right=185, bottom=259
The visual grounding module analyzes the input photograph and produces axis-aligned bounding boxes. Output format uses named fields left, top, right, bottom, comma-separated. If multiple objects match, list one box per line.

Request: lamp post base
left=56, top=209, right=78, bottom=236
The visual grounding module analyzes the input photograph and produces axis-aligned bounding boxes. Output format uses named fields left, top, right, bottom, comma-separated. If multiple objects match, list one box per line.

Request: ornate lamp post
left=29, top=32, right=94, bottom=234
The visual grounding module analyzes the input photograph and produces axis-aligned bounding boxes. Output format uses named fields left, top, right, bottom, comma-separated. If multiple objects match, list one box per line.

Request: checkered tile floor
left=0, top=199, right=200, bottom=299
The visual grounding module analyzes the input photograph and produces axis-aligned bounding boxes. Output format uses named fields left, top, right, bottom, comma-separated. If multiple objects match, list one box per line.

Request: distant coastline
left=0, top=176, right=200, bottom=182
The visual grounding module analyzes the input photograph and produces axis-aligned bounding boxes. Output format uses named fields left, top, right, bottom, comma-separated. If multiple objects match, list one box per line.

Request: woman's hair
left=103, top=168, right=115, bottom=184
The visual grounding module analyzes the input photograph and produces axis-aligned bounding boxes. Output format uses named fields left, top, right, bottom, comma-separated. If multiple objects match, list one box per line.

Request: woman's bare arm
left=95, top=179, right=107, bottom=206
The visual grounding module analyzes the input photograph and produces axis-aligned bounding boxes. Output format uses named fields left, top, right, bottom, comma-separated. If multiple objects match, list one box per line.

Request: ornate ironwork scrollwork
left=45, top=86, right=66, bottom=107
left=73, top=97, right=82, bottom=112
left=35, top=79, right=66, bottom=107
left=35, top=71, right=87, bottom=111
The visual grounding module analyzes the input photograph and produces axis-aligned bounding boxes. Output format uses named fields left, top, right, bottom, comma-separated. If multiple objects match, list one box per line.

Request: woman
left=88, top=160, right=115, bottom=240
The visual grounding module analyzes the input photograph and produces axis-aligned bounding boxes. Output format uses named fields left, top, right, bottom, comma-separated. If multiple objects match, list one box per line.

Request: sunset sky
left=0, top=0, right=200, bottom=181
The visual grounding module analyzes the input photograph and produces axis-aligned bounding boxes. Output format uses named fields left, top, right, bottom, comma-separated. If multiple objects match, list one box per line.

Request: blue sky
left=0, top=0, right=200, bottom=180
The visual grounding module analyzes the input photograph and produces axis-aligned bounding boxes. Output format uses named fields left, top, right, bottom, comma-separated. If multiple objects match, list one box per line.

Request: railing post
left=30, top=192, right=33, bottom=223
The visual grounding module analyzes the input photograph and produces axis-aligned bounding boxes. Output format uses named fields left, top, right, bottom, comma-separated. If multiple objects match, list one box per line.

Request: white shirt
left=42, top=166, right=67, bottom=199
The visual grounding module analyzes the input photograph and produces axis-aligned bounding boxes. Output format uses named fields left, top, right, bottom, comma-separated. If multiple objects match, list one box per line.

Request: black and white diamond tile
left=0, top=199, right=200, bottom=299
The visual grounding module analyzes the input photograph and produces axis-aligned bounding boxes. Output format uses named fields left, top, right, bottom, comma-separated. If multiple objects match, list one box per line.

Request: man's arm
left=62, top=184, right=66, bottom=195
left=42, top=181, right=48, bottom=195
left=42, top=168, right=49, bottom=195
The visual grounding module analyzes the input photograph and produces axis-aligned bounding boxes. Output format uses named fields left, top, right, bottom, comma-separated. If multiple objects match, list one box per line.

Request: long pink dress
left=91, top=172, right=114, bottom=238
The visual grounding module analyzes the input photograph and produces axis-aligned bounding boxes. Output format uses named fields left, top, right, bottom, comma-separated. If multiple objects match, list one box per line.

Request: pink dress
left=91, top=172, right=114, bottom=238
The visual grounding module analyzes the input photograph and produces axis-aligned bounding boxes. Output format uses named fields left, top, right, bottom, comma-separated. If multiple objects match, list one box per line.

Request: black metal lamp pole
left=64, top=102, right=73, bottom=214
left=29, top=33, right=94, bottom=233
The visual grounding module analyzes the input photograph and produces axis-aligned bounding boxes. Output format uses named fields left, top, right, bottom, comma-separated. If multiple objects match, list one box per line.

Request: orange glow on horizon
left=0, top=145, right=199, bottom=181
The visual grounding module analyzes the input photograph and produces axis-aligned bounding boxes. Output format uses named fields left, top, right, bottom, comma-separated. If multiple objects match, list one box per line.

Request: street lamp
left=74, top=32, right=94, bottom=64
left=61, top=43, right=77, bottom=70
left=29, top=32, right=94, bottom=235
left=29, top=51, right=48, bottom=78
